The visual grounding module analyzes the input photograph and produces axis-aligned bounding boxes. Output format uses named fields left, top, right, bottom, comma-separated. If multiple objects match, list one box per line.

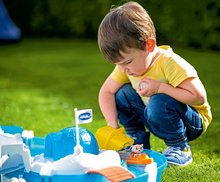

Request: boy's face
left=116, top=48, right=153, bottom=77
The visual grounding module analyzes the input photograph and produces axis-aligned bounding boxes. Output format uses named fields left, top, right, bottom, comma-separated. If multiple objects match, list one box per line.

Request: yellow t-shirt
left=110, top=46, right=212, bottom=132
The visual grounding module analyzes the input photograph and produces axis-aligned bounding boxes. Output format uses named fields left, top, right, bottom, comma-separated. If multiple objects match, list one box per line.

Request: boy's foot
left=163, top=145, right=192, bottom=166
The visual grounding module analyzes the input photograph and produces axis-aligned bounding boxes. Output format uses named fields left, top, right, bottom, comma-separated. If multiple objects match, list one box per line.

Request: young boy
left=97, top=1, right=212, bottom=166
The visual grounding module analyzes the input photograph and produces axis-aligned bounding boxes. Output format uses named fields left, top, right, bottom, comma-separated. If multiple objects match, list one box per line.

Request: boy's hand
left=137, top=78, right=161, bottom=97
left=107, top=121, right=120, bottom=129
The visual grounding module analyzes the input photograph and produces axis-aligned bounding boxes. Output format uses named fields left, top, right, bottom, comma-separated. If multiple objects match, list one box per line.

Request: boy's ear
left=145, top=38, right=156, bottom=53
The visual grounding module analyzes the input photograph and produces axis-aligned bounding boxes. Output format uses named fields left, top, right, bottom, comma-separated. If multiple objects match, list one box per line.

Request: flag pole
left=74, top=108, right=83, bottom=155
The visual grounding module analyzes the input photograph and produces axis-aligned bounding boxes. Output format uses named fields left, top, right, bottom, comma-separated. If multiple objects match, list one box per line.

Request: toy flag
left=74, top=108, right=93, bottom=155
left=75, top=109, right=93, bottom=124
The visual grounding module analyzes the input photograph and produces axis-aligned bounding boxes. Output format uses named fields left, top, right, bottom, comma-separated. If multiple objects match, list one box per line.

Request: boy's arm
left=99, top=76, right=123, bottom=128
left=159, top=77, right=207, bottom=105
left=138, top=77, right=207, bottom=105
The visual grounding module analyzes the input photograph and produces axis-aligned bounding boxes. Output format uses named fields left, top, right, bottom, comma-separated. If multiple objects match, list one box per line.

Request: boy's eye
left=125, top=60, right=132, bottom=65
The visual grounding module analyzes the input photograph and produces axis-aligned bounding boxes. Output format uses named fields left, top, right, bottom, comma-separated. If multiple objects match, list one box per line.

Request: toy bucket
left=95, top=126, right=134, bottom=151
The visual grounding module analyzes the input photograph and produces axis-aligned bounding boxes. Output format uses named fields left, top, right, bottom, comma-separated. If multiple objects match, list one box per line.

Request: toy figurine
left=126, top=144, right=154, bottom=165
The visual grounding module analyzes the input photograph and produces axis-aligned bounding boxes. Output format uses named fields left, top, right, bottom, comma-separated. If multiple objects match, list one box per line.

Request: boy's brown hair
left=98, top=1, right=156, bottom=63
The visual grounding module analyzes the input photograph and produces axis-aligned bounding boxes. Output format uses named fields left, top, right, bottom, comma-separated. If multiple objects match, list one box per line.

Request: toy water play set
left=0, top=108, right=167, bottom=182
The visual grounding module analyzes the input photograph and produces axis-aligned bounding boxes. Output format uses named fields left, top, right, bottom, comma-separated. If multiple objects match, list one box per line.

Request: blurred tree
left=3, top=0, right=220, bottom=50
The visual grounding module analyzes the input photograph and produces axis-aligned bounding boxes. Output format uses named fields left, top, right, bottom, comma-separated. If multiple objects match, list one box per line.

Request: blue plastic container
left=0, top=125, right=23, bottom=134
left=1, top=126, right=167, bottom=182
left=22, top=149, right=166, bottom=182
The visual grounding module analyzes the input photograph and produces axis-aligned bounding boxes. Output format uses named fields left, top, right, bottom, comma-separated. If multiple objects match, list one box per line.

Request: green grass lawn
left=0, top=39, right=220, bottom=181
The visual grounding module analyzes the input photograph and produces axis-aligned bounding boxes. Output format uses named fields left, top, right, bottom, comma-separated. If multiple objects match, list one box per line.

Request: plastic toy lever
left=1, top=144, right=32, bottom=172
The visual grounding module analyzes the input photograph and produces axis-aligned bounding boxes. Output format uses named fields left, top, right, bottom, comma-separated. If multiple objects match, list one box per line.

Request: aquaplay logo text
left=79, top=112, right=92, bottom=121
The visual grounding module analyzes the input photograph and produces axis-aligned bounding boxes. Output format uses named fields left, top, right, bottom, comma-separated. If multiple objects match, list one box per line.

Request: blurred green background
left=3, top=0, right=220, bottom=50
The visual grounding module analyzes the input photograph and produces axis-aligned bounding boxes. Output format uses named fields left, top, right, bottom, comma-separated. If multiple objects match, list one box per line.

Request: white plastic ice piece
left=144, top=162, right=157, bottom=182
left=0, top=128, right=4, bottom=134
left=10, top=177, right=26, bottom=182
left=18, top=178, right=26, bottom=182
left=31, top=150, right=121, bottom=176
left=10, top=177, right=19, bottom=182
left=22, top=130, right=34, bottom=139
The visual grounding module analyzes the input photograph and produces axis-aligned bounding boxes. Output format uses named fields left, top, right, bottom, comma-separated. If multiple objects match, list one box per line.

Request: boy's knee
left=115, top=84, right=136, bottom=107
left=145, top=93, right=176, bottom=122
left=116, top=84, right=132, bottom=98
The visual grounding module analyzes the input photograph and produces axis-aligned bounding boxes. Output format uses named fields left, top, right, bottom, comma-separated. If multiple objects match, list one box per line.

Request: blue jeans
left=115, top=84, right=203, bottom=149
